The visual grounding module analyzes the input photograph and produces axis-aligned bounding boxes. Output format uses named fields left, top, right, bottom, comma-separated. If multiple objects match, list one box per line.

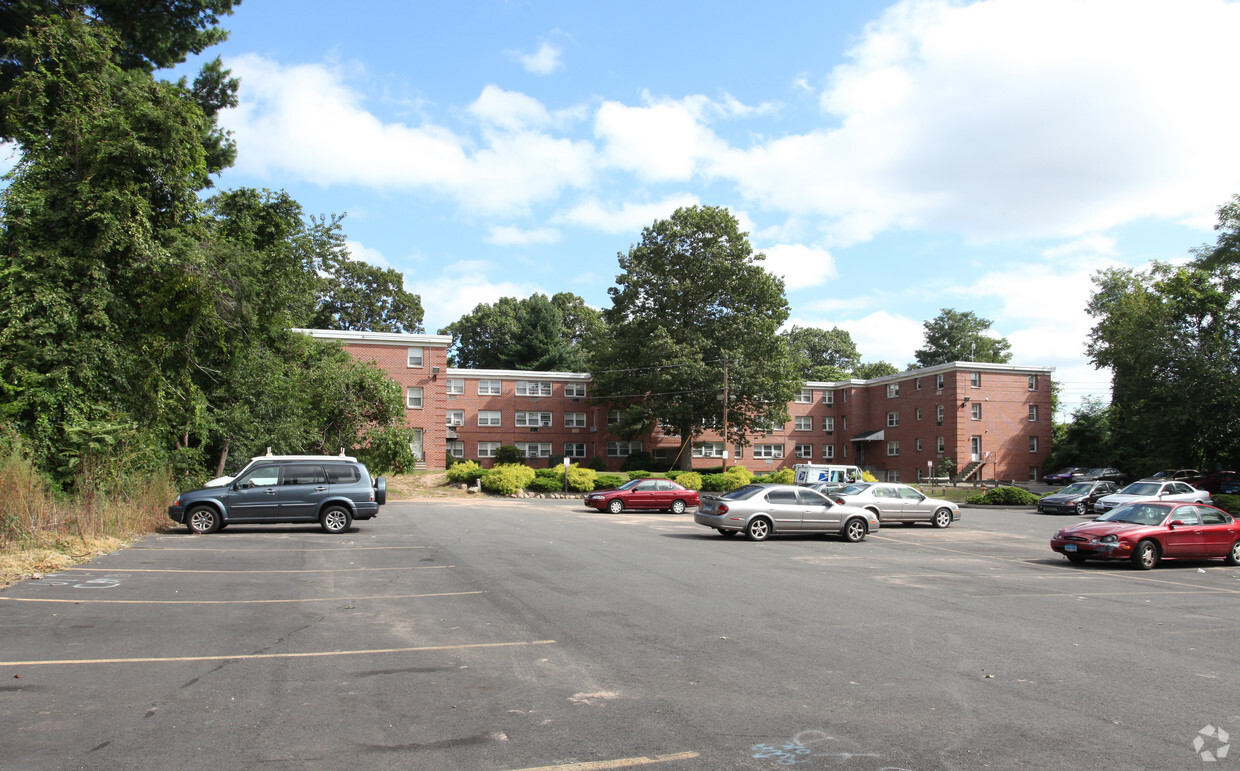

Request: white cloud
left=836, top=311, right=925, bottom=367
left=416, top=260, right=542, bottom=333
left=484, top=225, right=563, bottom=246
left=554, top=194, right=700, bottom=234
left=594, top=95, right=730, bottom=182
left=515, top=41, right=564, bottom=75
left=468, top=85, right=554, bottom=132
left=759, top=243, right=836, bottom=291
left=345, top=239, right=394, bottom=269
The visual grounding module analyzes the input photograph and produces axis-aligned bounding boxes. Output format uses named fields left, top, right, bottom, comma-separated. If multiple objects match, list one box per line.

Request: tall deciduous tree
left=588, top=205, right=798, bottom=469
left=440, top=293, right=598, bottom=371
left=312, top=241, right=424, bottom=333
left=852, top=361, right=900, bottom=379
left=781, top=325, right=860, bottom=381
left=913, top=309, right=1012, bottom=367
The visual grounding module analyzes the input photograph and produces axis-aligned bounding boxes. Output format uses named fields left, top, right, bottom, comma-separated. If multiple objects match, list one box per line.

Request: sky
left=163, top=0, right=1240, bottom=417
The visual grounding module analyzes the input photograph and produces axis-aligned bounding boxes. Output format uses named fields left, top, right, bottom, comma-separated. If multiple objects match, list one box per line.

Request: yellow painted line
left=54, top=566, right=451, bottom=574
left=510, top=752, right=700, bottom=770
left=0, top=639, right=556, bottom=667
left=0, top=590, right=482, bottom=605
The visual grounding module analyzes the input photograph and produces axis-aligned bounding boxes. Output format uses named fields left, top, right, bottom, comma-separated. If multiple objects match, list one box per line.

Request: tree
left=440, top=293, right=596, bottom=370
left=1043, top=397, right=1113, bottom=472
left=781, top=325, right=860, bottom=381
left=588, top=205, right=799, bottom=470
left=852, top=361, right=900, bottom=379
left=913, top=309, right=1012, bottom=367
left=313, top=243, right=425, bottom=333
left=508, top=294, right=577, bottom=371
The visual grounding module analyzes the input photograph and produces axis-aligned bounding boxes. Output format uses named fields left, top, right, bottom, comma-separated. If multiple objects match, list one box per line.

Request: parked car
left=203, top=453, right=359, bottom=488
left=1092, top=480, right=1212, bottom=515
left=830, top=482, right=959, bottom=528
left=694, top=484, right=878, bottom=542
left=1036, top=480, right=1119, bottom=515
left=169, top=458, right=385, bottom=534
left=1050, top=501, right=1240, bottom=569
left=1142, top=469, right=1201, bottom=482
left=1187, top=470, right=1237, bottom=494
left=1220, top=478, right=1240, bottom=495
left=584, top=478, right=699, bottom=514
left=1073, top=467, right=1127, bottom=484
left=1043, top=467, right=1088, bottom=486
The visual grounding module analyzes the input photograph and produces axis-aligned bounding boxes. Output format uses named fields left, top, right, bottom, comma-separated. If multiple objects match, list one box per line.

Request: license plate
left=1064, top=544, right=1077, bottom=552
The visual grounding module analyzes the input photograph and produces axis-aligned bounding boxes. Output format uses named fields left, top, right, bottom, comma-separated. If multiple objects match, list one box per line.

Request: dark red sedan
left=1051, top=501, right=1240, bottom=570
left=584, top=478, right=700, bottom=514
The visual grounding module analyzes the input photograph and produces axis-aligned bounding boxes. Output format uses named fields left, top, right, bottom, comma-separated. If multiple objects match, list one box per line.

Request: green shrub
left=762, top=468, right=795, bottom=485
left=526, top=476, right=564, bottom=493
left=861, top=470, right=878, bottom=482
left=699, top=473, right=728, bottom=491
left=1212, top=494, right=1240, bottom=514
left=620, top=450, right=657, bottom=472
left=585, top=455, right=608, bottom=472
left=595, top=473, right=627, bottom=490
left=724, top=466, right=753, bottom=485
left=676, top=471, right=703, bottom=491
left=533, top=467, right=561, bottom=480
left=625, top=470, right=667, bottom=480
left=494, top=445, right=526, bottom=465
left=356, top=425, right=419, bottom=475
left=566, top=466, right=597, bottom=492
left=966, top=486, right=1042, bottom=505
left=445, top=460, right=483, bottom=484
left=481, top=464, right=536, bottom=495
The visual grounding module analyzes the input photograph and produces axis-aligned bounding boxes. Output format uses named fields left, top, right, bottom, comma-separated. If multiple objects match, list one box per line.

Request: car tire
left=320, top=506, right=353, bottom=534
left=670, top=499, right=687, bottom=515
left=1131, top=539, right=1159, bottom=570
left=931, top=508, right=953, bottom=528
left=745, top=517, right=771, bottom=542
left=717, top=528, right=737, bottom=537
left=1074, top=502, right=1085, bottom=516
left=186, top=506, right=221, bottom=534
left=607, top=499, right=624, bottom=514
left=1226, top=539, right=1240, bottom=566
left=1066, top=553, right=1087, bottom=564
left=843, top=517, right=867, bottom=543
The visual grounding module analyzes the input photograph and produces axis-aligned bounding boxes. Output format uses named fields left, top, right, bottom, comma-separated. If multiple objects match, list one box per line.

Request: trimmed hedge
left=595, top=473, right=627, bottom=490
left=566, top=466, right=597, bottom=492
left=1212, top=494, right=1239, bottom=514
left=755, top=468, right=795, bottom=485
left=676, top=471, right=703, bottom=491
left=481, top=464, right=536, bottom=495
left=967, top=486, right=1042, bottom=505
left=446, top=460, right=484, bottom=484
left=526, top=476, right=565, bottom=493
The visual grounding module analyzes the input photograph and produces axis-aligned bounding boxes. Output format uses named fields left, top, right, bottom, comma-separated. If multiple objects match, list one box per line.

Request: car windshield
left=837, top=483, right=871, bottom=495
left=1119, top=482, right=1161, bottom=496
left=721, top=485, right=766, bottom=500
left=618, top=480, right=642, bottom=491
left=1059, top=483, right=1093, bottom=495
left=1097, top=503, right=1171, bottom=526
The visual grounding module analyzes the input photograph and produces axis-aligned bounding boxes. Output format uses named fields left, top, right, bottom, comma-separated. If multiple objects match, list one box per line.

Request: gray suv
left=168, top=459, right=386, bottom=534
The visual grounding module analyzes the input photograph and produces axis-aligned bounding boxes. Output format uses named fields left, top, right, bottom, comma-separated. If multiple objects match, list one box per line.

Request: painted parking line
left=0, top=590, right=483, bottom=605
left=0, top=639, right=557, bottom=667
left=510, top=752, right=700, bottom=770
left=53, top=565, right=452, bottom=574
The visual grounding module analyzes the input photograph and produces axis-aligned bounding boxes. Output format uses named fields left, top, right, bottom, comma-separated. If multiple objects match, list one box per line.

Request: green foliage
left=356, top=425, right=419, bottom=476
left=724, top=466, right=754, bottom=485
left=967, top=486, right=1042, bottom=505
left=588, top=205, right=799, bottom=470
left=675, top=472, right=703, bottom=491
left=445, top=460, right=484, bottom=484
left=440, top=292, right=599, bottom=371
left=1212, top=494, right=1240, bottom=514
left=760, top=468, right=796, bottom=485
left=566, top=466, right=597, bottom=492
left=480, top=464, right=536, bottom=495
left=913, top=309, right=1012, bottom=367
left=861, top=470, right=879, bottom=483
left=934, top=457, right=957, bottom=479
left=700, top=468, right=750, bottom=492
left=853, top=361, right=900, bottom=379
left=494, top=445, right=526, bottom=465
left=534, top=467, right=562, bottom=479
left=699, top=474, right=728, bottom=491
left=526, top=476, right=564, bottom=493
left=312, top=253, right=424, bottom=333
left=595, top=473, right=627, bottom=490
left=620, top=450, right=658, bottom=472
left=584, top=456, right=608, bottom=472
left=1043, top=398, right=1112, bottom=473
left=782, top=325, right=860, bottom=381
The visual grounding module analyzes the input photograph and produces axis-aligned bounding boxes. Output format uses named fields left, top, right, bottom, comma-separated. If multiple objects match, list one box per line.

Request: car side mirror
left=1169, top=520, right=1184, bottom=528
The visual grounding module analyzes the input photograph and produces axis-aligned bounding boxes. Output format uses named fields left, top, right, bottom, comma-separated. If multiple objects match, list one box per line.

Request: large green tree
left=588, top=205, right=798, bottom=469
left=913, top=309, right=1012, bottom=367
left=440, top=292, right=598, bottom=371
left=311, top=237, right=424, bottom=333
left=781, top=325, right=860, bottom=381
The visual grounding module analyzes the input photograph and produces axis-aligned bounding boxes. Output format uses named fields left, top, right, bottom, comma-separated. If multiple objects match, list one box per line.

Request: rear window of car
left=838, top=484, right=870, bottom=495
left=721, top=485, right=765, bottom=500
left=767, top=489, right=799, bottom=505
left=798, top=488, right=829, bottom=505
left=324, top=464, right=361, bottom=484
left=283, top=465, right=327, bottom=485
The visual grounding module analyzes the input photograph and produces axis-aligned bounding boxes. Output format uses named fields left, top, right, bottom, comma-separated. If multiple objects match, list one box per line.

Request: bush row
left=966, top=486, right=1044, bottom=505
left=445, top=459, right=807, bottom=496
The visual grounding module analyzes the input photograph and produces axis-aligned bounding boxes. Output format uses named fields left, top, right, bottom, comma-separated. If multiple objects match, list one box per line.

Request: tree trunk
left=676, top=433, right=693, bottom=471
left=215, top=440, right=229, bottom=478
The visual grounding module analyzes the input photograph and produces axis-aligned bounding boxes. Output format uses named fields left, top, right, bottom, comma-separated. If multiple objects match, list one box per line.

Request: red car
left=1051, top=501, right=1240, bottom=570
left=584, top=478, right=700, bottom=514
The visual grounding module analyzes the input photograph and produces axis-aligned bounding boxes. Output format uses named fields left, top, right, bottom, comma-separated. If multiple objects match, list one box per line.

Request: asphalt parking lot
left=2, top=500, right=1238, bottom=770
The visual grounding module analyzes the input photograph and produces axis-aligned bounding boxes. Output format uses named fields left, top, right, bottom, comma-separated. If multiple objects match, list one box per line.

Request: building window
left=970, top=371, right=981, bottom=388
left=446, top=410, right=464, bottom=426
left=407, top=347, right=423, bottom=367
left=515, top=381, right=552, bottom=397
left=916, top=438, right=923, bottom=452
left=915, top=377, right=922, bottom=390
left=515, top=411, right=553, bottom=427
left=887, top=440, right=899, bottom=456
left=795, top=444, right=813, bottom=459
left=886, top=411, right=899, bottom=428
left=796, top=387, right=813, bottom=403
left=823, top=391, right=834, bottom=406
left=795, top=416, right=813, bottom=431
left=886, top=469, right=900, bottom=482
left=754, top=444, right=784, bottom=459
left=887, top=383, right=899, bottom=398
left=446, top=441, right=464, bottom=458
left=478, top=442, right=499, bottom=458
left=936, top=404, right=944, bottom=423
left=446, top=378, right=464, bottom=395
left=936, top=374, right=945, bottom=390
left=562, top=412, right=586, bottom=428
left=842, top=416, right=848, bottom=430
left=1029, top=436, right=1039, bottom=453
left=1029, top=466, right=1039, bottom=481
left=406, top=387, right=423, bottom=409
left=1028, top=375, right=1038, bottom=391
left=823, top=444, right=835, bottom=459
left=517, top=442, right=553, bottom=458
left=915, top=408, right=923, bottom=421
left=478, top=379, right=501, bottom=395
left=822, top=416, right=835, bottom=433
left=565, top=382, right=587, bottom=398
left=1029, top=405, right=1038, bottom=422
left=842, top=390, right=848, bottom=403
left=841, top=444, right=847, bottom=458
left=733, top=445, right=744, bottom=460
left=565, top=443, right=586, bottom=458
left=693, top=442, right=725, bottom=458
left=971, top=403, right=982, bottom=420
left=478, top=410, right=501, bottom=426
left=608, top=441, right=642, bottom=457
left=607, top=409, right=621, bottom=425
left=937, top=436, right=945, bottom=453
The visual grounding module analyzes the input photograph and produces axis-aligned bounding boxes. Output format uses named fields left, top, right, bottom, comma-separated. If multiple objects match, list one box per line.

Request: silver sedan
left=694, top=483, right=879, bottom=542
left=830, top=482, right=959, bottom=528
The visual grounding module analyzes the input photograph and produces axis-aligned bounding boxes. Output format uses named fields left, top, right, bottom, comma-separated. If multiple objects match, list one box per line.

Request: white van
left=794, top=464, right=862, bottom=490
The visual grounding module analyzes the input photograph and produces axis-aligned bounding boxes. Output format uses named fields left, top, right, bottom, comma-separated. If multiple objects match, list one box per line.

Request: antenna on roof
left=265, top=447, right=273, bottom=456
left=339, top=448, right=346, bottom=456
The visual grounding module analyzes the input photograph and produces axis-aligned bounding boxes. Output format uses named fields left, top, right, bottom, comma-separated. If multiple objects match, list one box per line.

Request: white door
left=970, top=436, right=981, bottom=462
left=409, top=428, right=423, bottom=462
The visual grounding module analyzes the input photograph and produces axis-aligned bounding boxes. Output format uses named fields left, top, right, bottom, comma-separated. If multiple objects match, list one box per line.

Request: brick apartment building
left=301, top=329, right=1055, bottom=482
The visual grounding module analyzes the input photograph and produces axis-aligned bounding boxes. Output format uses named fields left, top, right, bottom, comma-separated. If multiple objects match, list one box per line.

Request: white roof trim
left=447, top=368, right=591, bottom=381
left=294, top=328, right=452, bottom=346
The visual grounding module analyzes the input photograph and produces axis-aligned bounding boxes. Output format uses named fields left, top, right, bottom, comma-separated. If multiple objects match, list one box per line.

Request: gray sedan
left=694, top=483, right=879, bottom=542
left=830, top=482, right=959, bottom=527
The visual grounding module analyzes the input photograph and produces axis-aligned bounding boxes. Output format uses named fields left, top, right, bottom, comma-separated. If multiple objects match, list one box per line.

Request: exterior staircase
left=958, top=460, right=985, bottom=482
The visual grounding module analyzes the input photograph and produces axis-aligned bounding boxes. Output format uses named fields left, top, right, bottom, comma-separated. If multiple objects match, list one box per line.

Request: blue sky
left=168, top=0, right=1240, bottom=417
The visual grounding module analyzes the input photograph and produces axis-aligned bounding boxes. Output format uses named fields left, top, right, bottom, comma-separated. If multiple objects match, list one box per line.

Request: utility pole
left=721, top=355, right=729, bottom=473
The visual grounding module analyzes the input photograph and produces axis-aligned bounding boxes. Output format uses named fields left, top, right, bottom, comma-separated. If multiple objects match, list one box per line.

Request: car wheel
left=1226, top=539, right=1240, bottom=566
left=670, top=499, right=687, bottom=515
left=1074, top=502, right=1085, bottom=516
left=186, top=506, right=221, bottom=534
left=717, top=528, right=737, bottom=537
left=745, top=518, right=771, bottom=542
left=607, top=499, right=624, bottom=514
left=843, top=517, right=867, bottom=543
left=320, top=506, right=353, bottom=534
left=931, top=508, right=953, bottom=528
left=1066, top=554, right=1087, bottom=564
left=1131, top=540, right=1159, bottom=570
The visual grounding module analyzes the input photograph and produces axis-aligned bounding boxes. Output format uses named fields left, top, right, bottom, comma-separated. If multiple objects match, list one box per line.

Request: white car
left=830, top=482, right=959, bottom=527
left=1093, top=480, right=1212, bottom=514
